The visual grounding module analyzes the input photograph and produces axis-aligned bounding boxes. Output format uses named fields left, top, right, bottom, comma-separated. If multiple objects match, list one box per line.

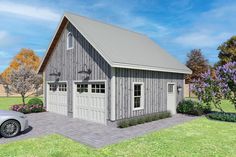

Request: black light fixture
left=49, top=67, right=61, bottom=82
left=49, top=72, right=61, bottom=77
left=78, top=64, right=92, bottom=75
left=177, top=85, right=182, bottom=92
left=78, top=64, right=92, bottom=80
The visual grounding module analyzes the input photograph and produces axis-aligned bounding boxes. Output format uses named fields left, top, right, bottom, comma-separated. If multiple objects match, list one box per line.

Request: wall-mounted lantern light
left=78, top=64, right=92, bottom=80
left=49, top=67, right=61, bottom=82
left=177, top=86, right=182, bottom=92
left=49, top=72, right=61, bottom=77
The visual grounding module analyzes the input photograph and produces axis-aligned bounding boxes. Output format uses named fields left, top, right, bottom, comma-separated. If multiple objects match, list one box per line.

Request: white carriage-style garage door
left=73, top=82, right=107, bottom=124
left=47, top=82, right=68, bottom=116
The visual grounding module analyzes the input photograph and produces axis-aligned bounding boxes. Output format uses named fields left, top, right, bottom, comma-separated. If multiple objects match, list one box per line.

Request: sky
left=0, top=0, right=236, bottom=73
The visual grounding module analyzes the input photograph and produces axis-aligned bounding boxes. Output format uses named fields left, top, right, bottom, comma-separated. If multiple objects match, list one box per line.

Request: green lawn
left=0, top=97, right=43, bottom=110
left=0, top=97, right=236, bottom=157
left=212, top=100, right=235, bottom=113
left=187, top=98, right=236, bottom=113
left=0, top=117, right=235, bottom=157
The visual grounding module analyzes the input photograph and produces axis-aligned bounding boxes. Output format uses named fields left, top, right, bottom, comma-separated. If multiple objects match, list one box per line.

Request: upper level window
left=67, top=32, right=73, bottom=50
left=132, top=82, right=144, bottom=110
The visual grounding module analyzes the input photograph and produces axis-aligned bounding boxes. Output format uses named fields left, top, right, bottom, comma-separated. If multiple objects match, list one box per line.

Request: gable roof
left=38, top=12, right=191, bottom=74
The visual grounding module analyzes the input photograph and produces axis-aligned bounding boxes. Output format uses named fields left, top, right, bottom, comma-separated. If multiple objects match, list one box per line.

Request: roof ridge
left=64, top=11, right=147, bottom=37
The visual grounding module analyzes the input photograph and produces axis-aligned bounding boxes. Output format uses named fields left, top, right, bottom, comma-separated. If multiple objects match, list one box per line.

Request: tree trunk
left=6, top=85, right=9, bottom=97
left=22, top=94, right=26, bottom=105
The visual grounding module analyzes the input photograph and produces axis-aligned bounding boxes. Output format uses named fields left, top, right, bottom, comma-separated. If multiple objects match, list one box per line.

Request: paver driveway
left=0, top=112, right=197, bottom=148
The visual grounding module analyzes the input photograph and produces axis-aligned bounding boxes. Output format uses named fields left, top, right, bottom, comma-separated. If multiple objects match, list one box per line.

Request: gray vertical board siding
left=44, top=22, right=111, bottom=118
left=115, top=68, right=184, bottom=120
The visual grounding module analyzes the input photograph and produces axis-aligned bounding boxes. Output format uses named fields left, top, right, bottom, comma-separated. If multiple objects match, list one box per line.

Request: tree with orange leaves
left=0, top=48, right=41, bottom=97
left=9, top=48, right=41, bottom=71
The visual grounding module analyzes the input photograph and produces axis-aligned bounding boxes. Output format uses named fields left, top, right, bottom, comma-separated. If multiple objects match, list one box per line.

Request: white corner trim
left=110, top=68, right=116, bottom=121
left=132, top=82, right=144, bottom=111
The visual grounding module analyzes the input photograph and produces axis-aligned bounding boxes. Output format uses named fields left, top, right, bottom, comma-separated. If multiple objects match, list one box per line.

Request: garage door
left=47, top=82, right=68, bottom=116
left=73, top=82, right=107, bottom=124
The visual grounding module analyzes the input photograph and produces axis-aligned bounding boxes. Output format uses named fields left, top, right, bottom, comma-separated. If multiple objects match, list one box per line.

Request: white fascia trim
left=112, top=62, right=192, bottom=74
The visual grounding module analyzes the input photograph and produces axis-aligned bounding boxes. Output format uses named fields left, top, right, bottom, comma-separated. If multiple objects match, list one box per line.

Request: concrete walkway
left=0, top=112, right=198, bottom=148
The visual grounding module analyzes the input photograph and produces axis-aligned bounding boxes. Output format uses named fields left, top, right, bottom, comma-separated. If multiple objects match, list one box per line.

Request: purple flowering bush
left=191, top=61, right=236, bottom=112
left=10, top=104, right=45, bottom=114
left=216, top=62, right=236, bottom=109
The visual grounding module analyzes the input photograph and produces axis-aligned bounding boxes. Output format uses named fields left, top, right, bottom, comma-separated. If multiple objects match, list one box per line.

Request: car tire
left=0, top=120, right=20, bottom=138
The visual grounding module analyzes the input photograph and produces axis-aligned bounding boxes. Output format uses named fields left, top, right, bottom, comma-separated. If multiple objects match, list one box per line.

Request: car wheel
left=0, top=120, right=20, bottom=138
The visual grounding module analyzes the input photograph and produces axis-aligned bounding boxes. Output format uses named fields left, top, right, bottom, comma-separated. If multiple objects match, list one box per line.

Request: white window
left=132, top=82, right=144, bottom=110
left=91, top=83, right=105, bottom=93
left=49, top=84, right=57, bottom=91
left=67, top=32, right=73, bottom=50
left=58, top=84, right=67, bottom=92
left=168, top=84, right=174, bottom=93
left=77, top=84, right=88, bottom=93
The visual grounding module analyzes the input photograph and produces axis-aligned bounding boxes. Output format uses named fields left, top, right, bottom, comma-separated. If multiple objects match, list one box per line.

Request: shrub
left=177, top=99, right=211, bottom=116
left=207, top=112, right=236, bottom=122
left=28, top=98, right=43, bottom=106
left=10, top=104, right=30, bottom=114
left=118, top=111, right=171, bottom=128
left=29, top=104, right=45, bottom=113
left=10, top=104, right=45, bottom=114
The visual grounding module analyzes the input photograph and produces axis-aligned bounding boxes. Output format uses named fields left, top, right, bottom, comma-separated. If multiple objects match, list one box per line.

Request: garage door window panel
left=92, top=84, right=105, bottom=93
left=59, top=84, right=67, bottom=92
left=77, top=84, right=88, bottom=93
left=49, top=84, right=57, bottom=91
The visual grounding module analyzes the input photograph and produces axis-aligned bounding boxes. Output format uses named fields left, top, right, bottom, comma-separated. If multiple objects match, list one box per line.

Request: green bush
left=118, top=111, right=171, bottom=128
left=177, top=99, right=211, bottom=116
left=28, top=98, right=43, bottom=106
left=10, top=104, right=45, bottom=114
left=207, top=112, right=236, bottom=122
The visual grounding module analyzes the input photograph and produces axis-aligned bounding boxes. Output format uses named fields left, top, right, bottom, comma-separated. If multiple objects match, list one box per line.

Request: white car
left=0, top=110, right=29, bottom=138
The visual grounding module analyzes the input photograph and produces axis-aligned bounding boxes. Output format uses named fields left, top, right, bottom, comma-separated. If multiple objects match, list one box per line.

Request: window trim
left=67, top=32, right=73, bottom=50
left=132, top=82, right=144, bottom=111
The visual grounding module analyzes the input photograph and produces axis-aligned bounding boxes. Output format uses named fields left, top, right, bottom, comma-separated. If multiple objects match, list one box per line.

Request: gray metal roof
left=39, top=12, right=191, bottom=74
left=65, top=12, right=191, bottom=74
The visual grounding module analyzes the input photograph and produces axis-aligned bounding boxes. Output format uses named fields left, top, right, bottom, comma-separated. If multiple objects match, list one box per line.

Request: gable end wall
left=44, top=22, right=111, bottom=117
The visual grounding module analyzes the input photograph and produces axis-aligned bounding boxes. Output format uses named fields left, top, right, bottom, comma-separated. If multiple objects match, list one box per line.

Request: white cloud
left=0, top=31, right=15, bottom=47
left=74, top=1, right=170, bottom=39
left=0, top=50, right=12, bottom=58
left=0, top=2, right=60, bottom=21
left=174, top=32, right=231, bottom=48
left=173, top=2, right=236, bottom=49
left=0, top=31, right=8, bottom=40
